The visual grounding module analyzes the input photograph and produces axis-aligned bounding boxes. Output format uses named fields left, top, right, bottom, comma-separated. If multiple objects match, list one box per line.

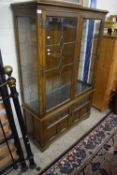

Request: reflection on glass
left=17, top=17, right=39, bottom=113
left=45, top=17, right=77, bottom=110
left=76, top=19, right=101, bottom=95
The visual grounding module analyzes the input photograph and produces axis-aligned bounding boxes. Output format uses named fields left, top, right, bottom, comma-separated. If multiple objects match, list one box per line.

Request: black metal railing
left=0, top=115, right=19, bottom=174
left=0, top=50, right=39, bottom=174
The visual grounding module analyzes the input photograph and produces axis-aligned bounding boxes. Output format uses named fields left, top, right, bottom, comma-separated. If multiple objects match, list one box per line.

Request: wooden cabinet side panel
left=93, top=36, right=116, bottom=110
left=105, top=39, right=117, bottom=95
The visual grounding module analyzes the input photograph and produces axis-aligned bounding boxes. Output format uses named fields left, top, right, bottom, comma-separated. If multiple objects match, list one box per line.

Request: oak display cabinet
left=11, top=1, right=107, bottom=150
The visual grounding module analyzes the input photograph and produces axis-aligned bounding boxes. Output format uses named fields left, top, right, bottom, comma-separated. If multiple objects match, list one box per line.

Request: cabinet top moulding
left=11, top=0, right=108, bottom=15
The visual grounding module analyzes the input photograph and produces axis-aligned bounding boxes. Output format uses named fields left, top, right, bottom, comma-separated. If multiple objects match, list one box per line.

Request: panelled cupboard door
left=42, top=12, right=78, bottom=112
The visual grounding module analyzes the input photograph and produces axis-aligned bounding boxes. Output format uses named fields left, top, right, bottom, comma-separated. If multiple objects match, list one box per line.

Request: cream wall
left=97, top=0, right=117, bottom=15
left=0, top=0, right=31, bottom=137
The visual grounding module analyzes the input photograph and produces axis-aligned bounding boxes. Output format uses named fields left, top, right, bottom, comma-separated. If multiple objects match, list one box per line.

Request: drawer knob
left=47, top=36, right=51, bottom=39
left=112, top=89, right=116, bottom=92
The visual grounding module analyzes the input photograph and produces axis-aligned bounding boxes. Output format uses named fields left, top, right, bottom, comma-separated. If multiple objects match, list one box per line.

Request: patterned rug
left=39, top=112, right=117, bottom=175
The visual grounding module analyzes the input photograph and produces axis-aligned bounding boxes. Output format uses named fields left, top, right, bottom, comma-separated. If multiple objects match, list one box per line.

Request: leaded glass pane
left=45, top=16, right=77, bottom=110
left=76, top=19, right=101, bottom=95
left=17, top=17, right=39, bottom=113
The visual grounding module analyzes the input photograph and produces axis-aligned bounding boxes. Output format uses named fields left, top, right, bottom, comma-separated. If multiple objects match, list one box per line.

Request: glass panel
left=17, top=17, right=39, bottom=113
left=45, top=17, right=77, bottom=110
left=76, top=19, right=101, bottom=96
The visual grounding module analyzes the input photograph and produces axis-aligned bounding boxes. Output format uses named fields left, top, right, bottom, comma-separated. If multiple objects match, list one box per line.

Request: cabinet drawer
left=80, top=103, right=90, bottom=116
left=72, top=101, right=90, bottom=123
left=45, top=126, right=56, bottom=142
left=74, top=96, right=91, bottom=110
left=43, top=110, right=70, bottom=142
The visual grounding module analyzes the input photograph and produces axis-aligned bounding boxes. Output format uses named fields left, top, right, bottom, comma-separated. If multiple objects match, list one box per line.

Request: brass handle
left=4, top=65, right=13, bottom=77
left=4, top=65, right=16, bottom=87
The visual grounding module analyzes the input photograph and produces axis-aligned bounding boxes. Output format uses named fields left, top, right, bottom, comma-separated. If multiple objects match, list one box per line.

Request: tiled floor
left=9, top=107, right=109, bottom=175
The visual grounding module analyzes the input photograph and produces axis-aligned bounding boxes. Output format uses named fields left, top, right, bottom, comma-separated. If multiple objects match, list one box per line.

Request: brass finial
left=4, top=65, right=13, bottom=77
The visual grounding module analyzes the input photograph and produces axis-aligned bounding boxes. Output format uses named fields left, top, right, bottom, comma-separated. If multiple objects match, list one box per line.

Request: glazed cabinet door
left=16, top=16, right=40, bottom=114
left=44, top=14, right=78, bottom=111
left=76, top=18, right=102, bottom=96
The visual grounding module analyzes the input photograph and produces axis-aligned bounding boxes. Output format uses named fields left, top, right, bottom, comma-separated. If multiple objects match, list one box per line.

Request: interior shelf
left=46, top=80, right=91, bottom=110
left=29, top=80, right=91, bottom=112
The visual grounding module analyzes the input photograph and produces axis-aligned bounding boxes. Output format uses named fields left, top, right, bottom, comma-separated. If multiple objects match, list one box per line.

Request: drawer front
left=74, top=96, right=91, bottom=110
left=72, top=96, right=91, bottom=123
left=72, top=103, right=90, bottom=123
left=43, top=109, right=70, bottom=142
